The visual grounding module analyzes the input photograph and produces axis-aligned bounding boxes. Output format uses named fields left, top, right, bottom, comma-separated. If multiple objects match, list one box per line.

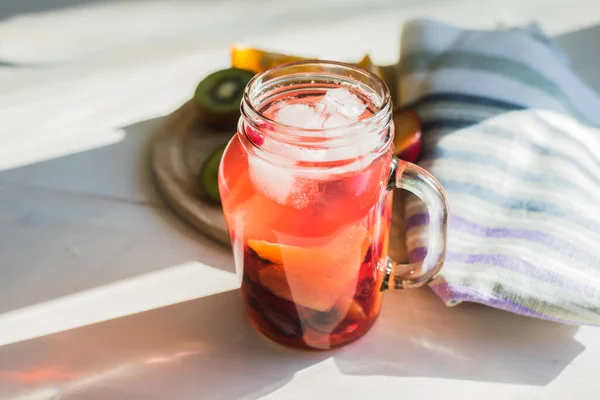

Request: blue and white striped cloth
left=399, top=20, right=600, bottom=324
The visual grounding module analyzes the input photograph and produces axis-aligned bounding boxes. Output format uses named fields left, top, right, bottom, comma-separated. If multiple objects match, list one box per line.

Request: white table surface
left=1, top=0, right=600, bottom=399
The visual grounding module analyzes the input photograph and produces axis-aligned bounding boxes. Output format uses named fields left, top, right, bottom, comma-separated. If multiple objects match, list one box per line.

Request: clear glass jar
left=219, top=61, right=448, bottom=350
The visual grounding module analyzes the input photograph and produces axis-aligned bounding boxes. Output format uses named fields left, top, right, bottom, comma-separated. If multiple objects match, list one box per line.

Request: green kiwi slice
left=199, top=143, right=227, bottom=203
left=194, top=68, right=255, bottom=130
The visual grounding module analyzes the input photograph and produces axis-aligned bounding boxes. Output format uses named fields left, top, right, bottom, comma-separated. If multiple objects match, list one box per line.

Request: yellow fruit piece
left=247, top=239, right=284, bottom=265
left=231, top=46, right=305, bottom=74
left=250, top=224, right=370, bottom=311
left=355, top=54, right=383, bottom=78
left=231, top=45, right=382, bottom=77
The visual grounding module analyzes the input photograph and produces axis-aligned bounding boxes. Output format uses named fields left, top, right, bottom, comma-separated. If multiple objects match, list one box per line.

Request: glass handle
left=381, top=156, right=449, bottom=291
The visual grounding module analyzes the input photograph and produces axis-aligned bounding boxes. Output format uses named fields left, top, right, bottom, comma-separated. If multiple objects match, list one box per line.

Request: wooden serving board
left=151, top=99, right=232, bottom=246
left=151, top=98, right=408, bottom=262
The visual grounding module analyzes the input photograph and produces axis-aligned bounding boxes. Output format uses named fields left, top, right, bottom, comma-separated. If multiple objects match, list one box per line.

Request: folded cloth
left=398, top=20, right=600, bottom=324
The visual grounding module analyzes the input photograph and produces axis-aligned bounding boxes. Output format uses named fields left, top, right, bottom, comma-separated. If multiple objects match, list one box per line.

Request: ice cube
left=275, top=103, right=324, bottom=129
left=248, top=154, right=294, bottom=205
left=323, top=112, right=351, bottom=129
left=321, top=88, right=367, bottom=120
left=248, top=153, right=321, bottom=209
left=317, top=131, right=381, bottom=168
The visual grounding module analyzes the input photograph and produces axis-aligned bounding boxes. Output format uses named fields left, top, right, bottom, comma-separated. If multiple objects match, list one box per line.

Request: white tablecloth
left=1, top=1, right=599, bottom=398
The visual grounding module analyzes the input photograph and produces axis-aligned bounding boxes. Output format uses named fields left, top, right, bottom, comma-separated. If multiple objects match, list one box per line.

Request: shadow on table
left=0, top=116, right=237, bottom=317
left=0, top=290, right=326, bottom=400
left=0, top=287, right=583, bottom=399
left=334, top=289, right=583, bottom=385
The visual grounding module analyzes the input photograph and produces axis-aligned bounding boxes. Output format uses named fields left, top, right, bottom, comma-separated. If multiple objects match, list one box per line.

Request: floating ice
left=248, top=154, right=293, bottom=205
left=248, top=153, right=321, bottom=209
left=275, top=103, right=324, bottom=130
left=323, top=112, right=351, bottom=129
left=320, top=88, right=367, bottom=120
left=273, top=88, right=366, bottom=131
left=253, top=87, right=375, bottom=176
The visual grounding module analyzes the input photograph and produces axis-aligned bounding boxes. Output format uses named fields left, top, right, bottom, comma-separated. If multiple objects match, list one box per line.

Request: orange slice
left=231, top=46, right=382, bottom=77
left=248, top=240, right=284, bottom=265
left=250, top=224, right=370, bottom=311
left=231, top=46, right=306, bottom=74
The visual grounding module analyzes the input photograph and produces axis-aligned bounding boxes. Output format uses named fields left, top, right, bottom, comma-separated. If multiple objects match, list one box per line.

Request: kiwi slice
left=199, top=144, right=227, bottom=203
left=194, top=68, right=255, bottom=130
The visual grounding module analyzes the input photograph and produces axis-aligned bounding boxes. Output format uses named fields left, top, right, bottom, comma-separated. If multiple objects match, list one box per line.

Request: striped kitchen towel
left=398, top=20, right=600, bottom=324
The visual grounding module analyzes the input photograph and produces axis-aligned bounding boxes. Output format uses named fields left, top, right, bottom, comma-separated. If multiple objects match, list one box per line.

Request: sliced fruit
left=255, top=264, right=288, bottom=298
left=199, top=144, right=227, bottom=203
left=393, top=109, right=422, bottom=163
left=336, top=295, right=366, bottom=322
left=355, top=54, right=383, bottom=78
left=248, top=240, right=284, bottom=264
left=259, top=305, right=302, bottom=338
left=245, top=293, right=302, bottom=338
left=231, top=46, right=306, bottom=74
left=231, top=45, right=383, bottom=77
left=258, top=264, right=343, bottom=312
left=251, top=224, right=370, bottom=311
left=194, top=68, right=255, bottom=130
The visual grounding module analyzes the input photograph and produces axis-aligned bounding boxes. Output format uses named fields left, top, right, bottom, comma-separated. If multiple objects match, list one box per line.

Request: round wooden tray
left=151, top=99, right=408, bottom=261
left=151, top=99, right=232, bottom=247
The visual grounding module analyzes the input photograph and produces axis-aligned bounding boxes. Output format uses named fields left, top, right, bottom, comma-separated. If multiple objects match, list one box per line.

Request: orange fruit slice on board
left=231, top=46, right=382, bottom=77
left=249, top=224, right=370, bottom=311
left=231, top=47, right=305, bottom=74
left=393, top=109, right=422, bottom=163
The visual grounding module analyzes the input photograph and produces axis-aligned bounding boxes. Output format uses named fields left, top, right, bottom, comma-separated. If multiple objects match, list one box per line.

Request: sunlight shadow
left=0, top=262, right=237, bottom=348
left=334, top=289, right=584, bottom=387
left=0, top=115, right=236, bottom=321
left=0, top=127, right=125, bottom=172
left=0, top=289, right=329, bottom=400
left=0, top=288, right=583, bottom=399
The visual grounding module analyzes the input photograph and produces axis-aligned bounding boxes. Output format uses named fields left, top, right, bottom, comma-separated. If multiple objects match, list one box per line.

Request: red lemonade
left=219, top=87, right=394, bottom=349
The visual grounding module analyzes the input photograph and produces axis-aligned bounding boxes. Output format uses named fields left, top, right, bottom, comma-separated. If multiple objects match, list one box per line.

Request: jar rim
left=242, top=59, right=391, bottom=137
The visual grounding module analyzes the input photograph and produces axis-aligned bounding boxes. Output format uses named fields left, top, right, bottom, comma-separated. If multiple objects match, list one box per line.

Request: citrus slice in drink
left=249, top=224, right=370, bottom=311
